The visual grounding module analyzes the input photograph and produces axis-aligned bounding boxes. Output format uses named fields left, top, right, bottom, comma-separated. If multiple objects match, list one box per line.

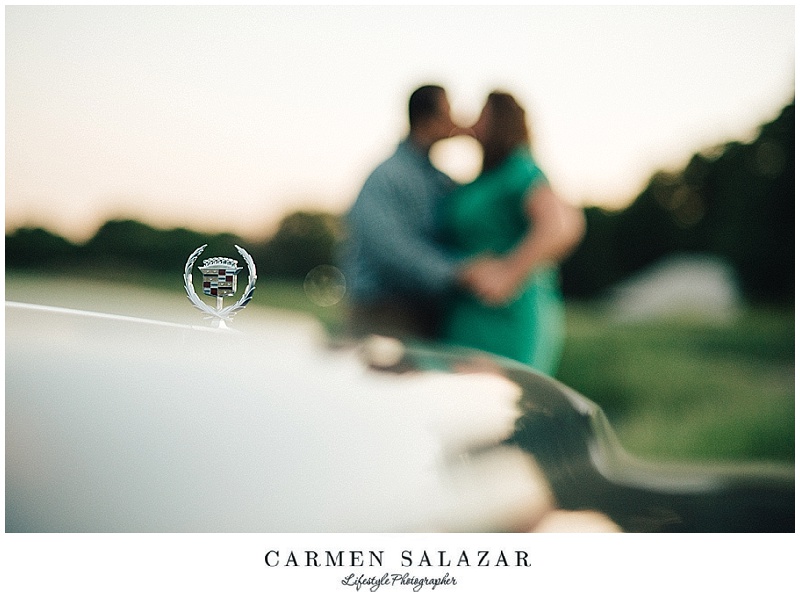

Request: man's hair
left=408, top=85, right=445, bottom=130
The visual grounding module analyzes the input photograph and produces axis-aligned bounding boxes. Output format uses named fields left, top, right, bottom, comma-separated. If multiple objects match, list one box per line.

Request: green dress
left=440, top=146, right=565, bottom=375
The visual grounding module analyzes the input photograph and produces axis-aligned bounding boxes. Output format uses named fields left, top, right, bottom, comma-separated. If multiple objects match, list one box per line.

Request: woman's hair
left=481, top=91, right=530, bottom=173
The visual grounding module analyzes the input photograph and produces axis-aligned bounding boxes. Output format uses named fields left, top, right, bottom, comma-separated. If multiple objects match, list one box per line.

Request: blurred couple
left=339, top=84, right=585, bottom=376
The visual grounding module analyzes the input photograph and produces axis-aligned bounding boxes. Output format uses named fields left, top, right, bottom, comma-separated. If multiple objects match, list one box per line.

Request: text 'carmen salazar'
left=264, top=549, right=532, bottom=568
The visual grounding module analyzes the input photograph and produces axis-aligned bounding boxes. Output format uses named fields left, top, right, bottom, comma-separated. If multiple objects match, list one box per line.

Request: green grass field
left=6, top=271, right=794, bottom=465
left=557, top=305, right=794, bottom=463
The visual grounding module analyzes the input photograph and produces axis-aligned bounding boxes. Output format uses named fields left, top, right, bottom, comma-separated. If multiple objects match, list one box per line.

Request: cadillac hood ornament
left=184, top=244, right=257, bottom=327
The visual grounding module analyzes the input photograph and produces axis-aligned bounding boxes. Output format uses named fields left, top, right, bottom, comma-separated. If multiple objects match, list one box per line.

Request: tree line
left=561, top=100, right=794, bottom=304
left=6, top=99, right=794, bottom=304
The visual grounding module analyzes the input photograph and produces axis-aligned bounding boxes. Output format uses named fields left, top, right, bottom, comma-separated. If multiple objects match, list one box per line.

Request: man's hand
left=458, top=256, right=523, bottom=306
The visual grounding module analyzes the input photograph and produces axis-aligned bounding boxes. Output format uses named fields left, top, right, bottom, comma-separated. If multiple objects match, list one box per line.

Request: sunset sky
left=5, top=4, right=795, bottom=243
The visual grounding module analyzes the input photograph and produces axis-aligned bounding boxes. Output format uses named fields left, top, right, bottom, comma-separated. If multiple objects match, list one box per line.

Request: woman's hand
left=457, top=185, right=586, bottom=307
left=459, top=256, right=525, bottom=306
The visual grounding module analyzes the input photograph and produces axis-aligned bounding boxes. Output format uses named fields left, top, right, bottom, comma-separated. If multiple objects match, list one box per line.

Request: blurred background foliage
left=6, top=99, right=794, bottom=464
left=560, top=100, right=794, bottom=304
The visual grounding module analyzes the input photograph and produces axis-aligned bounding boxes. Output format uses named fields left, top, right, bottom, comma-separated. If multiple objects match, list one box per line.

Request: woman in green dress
left=441, top=92, right=585, bottom=375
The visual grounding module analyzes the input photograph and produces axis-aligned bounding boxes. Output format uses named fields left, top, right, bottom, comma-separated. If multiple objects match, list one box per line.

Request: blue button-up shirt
left=340, top=138, right=460, bottom=304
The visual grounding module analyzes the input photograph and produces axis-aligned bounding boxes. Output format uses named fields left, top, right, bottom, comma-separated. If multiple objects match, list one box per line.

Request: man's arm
left=352, top=171, right=461, bottom=297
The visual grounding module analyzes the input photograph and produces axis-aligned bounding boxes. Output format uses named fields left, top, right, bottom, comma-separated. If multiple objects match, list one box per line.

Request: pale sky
left=5, top=4, right=795, bottom=243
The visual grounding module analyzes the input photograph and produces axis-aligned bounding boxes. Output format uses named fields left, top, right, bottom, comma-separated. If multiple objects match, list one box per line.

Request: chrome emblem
left=184, top=244, right=257, bottom=327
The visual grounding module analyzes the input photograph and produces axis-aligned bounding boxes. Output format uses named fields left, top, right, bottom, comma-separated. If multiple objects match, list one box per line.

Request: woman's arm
left=463, top=185, right=586, bottom=306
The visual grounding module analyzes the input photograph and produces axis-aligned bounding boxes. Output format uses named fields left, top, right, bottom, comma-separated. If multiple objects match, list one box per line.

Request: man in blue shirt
left=340, top=85, right=467, bottom=340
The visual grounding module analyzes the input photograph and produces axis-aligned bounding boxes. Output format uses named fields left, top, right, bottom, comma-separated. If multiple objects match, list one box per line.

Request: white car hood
left=6, top=301, right=551, bottom=532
